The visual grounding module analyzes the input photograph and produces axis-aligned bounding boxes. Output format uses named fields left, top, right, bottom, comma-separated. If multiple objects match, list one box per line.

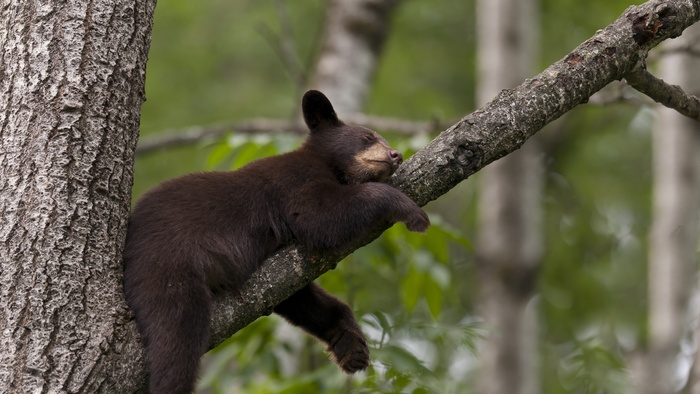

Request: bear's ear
left=302, top=90, right=342, bottom=131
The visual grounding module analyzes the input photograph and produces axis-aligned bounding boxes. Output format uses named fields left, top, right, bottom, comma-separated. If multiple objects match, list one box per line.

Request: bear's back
left=123, top=150, right=339, bottom=287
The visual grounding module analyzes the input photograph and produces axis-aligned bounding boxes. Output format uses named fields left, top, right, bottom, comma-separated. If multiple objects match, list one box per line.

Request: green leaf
left=374, top=344, right=433, bottom=378
left=401, top=266, right=424, bottom=312
left=206, top=139, right=236, bottom=168
left=424, top=277, right=443, bottom=319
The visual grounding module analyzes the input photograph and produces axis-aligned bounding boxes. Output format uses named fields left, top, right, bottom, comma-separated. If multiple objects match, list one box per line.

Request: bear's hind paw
left=327, top=328, right=370, bottom=374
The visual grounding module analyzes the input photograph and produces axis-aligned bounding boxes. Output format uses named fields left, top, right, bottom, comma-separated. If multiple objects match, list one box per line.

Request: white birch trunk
left=307, top=0, right=399, bottom=115
left=638, top=22, right=700, bottom=394
left=475, top=0, right=542, bottom=392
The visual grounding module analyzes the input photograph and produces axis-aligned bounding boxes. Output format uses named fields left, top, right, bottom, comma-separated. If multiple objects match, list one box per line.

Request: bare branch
left=135, top=119, right=301, bottom=155
left=625, top=66, right=700, bottom=120
left=135, top=115, right=451, bottom=156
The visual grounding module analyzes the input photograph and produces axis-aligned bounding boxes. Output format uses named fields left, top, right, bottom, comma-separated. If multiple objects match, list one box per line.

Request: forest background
left=126, top=0, right=695, bottom=393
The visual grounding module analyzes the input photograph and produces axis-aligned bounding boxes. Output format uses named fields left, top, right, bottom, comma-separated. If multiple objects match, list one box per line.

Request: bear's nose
left=389, top=149, right=403, bottom=165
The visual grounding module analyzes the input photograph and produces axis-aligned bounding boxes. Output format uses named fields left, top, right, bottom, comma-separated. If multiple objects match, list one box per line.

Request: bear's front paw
left=404, top=207, right=430, bottom=233
left=392, top=193, right=430, bottom=233
left=327, top=326, right=370, bottom=374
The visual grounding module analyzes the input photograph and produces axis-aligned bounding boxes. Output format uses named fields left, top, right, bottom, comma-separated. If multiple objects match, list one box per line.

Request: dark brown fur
left=123, top=90, right=429, bottom=393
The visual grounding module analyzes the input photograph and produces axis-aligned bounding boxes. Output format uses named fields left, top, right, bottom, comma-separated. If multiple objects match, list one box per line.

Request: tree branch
left=116, top=0, right=700, bottom=390
left=135, top=115, right=450, bottom=156
left=136, top=119, right=301, bottom=154
left=624, top=66, right=700, bottom=120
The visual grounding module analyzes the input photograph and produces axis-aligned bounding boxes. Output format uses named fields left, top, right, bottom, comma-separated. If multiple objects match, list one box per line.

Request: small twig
left=135, top=115, right=451, bottom=156
left=624, top=67, right=700, bottom=121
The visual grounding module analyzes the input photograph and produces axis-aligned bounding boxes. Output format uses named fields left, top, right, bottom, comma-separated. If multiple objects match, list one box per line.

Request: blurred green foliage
left=135, top=0, right=653, bottom=392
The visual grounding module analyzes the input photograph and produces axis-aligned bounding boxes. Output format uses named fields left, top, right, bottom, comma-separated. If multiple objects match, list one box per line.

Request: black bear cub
left=123, top=90, right=430, bottom=394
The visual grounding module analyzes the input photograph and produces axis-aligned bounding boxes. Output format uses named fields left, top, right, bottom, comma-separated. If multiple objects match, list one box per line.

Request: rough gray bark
left=626, top=67, right=700, bottom=119
left=636, top=22, right=700, bottom=394
left=475, top=0, right=542, bottom=392
left=0, top=0, right=155, bottom=392
left=307, top=0, right=400, bottom=114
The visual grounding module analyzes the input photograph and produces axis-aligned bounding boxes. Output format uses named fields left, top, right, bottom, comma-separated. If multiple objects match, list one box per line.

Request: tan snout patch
left=350, top=140, right=399, bottom=183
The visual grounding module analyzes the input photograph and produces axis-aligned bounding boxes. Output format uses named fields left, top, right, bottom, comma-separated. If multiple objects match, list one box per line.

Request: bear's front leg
left=273, top=282, right=370, bottom=373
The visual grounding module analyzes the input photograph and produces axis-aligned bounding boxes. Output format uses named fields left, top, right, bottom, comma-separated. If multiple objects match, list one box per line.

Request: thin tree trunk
left=0, top=0, right=155, bottom=392
left=475, top=0, right=542, bottom=392
left=267, top=0, right=400, bottom=378
left=307, top=0, right=399, bottom=115
left=639, top=22, right=700, bottom=394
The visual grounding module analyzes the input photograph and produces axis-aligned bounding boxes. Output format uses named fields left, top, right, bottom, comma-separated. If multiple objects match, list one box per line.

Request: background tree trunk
left=0, top=0, right=155, bottom=392
left=257, top=0, right=400, bottom=379
left=637, top=22, right=700, bottom=394
left=475, top=0, right=542, bottom=392
left=307, top=0, right=399, bottom=115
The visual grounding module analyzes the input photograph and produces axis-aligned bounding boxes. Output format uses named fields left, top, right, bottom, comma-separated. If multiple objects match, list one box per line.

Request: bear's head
left=301, top=90, right=403, bottom=184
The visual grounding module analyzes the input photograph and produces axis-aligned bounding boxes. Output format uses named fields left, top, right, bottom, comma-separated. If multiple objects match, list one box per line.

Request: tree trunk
left=307, top=0, right=399, bottom=115
left=638, top=22, right=700, bottom=394
left=0, top=0, right=155, bottom=392
left=475, top=0, right=542, bottom=393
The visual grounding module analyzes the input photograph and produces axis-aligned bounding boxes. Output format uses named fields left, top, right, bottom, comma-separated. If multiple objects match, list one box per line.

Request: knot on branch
left=445, top=141, right=483, bottom=180
left=630, top=6, right=676, bottom=45
left=565, top=52, right=585, bottom=66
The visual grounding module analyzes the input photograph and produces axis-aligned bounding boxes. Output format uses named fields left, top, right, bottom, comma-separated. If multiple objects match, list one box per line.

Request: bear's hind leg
left=273, top=283, right=369, bottom=373
left=129, top=279, right=212, bottom=394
